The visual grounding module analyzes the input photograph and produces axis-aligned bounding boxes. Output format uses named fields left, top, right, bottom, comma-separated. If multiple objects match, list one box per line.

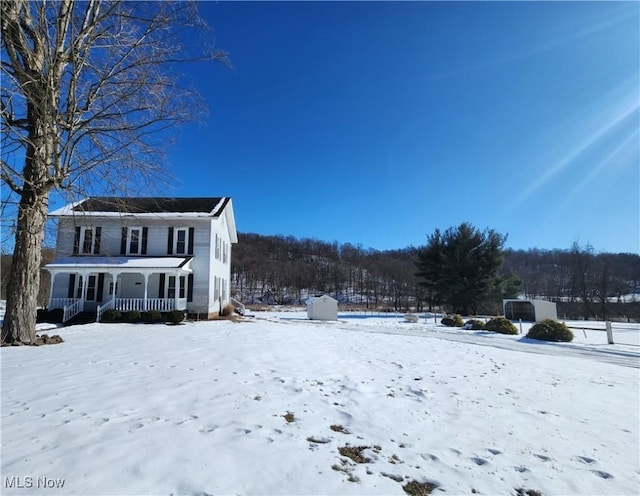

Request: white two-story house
left=45, top=197, right=238, bottom=322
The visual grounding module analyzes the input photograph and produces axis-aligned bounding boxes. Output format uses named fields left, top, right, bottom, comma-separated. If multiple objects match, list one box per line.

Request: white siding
left=50, top=201, right=236, bottom=317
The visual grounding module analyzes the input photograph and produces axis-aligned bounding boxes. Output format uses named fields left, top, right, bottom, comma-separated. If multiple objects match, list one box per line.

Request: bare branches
left=2, top=0, right=225, bottom=203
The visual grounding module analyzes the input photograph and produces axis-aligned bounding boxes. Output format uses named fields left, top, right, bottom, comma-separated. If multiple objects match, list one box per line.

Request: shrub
left=123, top=310, right=142, bottom=323
left=46, top=308, right=64, bottom=323
left=100, top=309, right=121, bottom=323
left=142, top=310, right=162, bottom=323
left=36, top=308, right=49, bottom=323
left=441, top=314, right=463, bottom=327
left=464, top=319, right=485, bottom=330
left=485, top=316, right=518, bottom=335
left=167, top=310, right=185, bottom=324
left=220, top=303, right=235, bottom=317
left=526, top=319, right=574, bottom=342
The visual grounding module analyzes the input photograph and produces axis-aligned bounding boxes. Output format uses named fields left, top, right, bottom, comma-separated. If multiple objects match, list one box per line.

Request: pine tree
left=415, top=223, right=507, bottom=315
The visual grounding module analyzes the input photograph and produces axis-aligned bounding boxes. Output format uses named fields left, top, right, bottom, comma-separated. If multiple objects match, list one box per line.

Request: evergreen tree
left=415, top=223, right=507, bottom=315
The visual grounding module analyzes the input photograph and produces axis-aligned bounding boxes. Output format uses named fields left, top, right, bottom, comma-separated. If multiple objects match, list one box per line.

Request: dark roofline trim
left=69, top=197, right=227, bottom=215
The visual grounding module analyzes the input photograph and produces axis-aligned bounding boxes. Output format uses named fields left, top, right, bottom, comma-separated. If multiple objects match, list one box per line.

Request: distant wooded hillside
left=231, top=233, right=640, bottom=320
left=2, top=235, right=638, bottom=320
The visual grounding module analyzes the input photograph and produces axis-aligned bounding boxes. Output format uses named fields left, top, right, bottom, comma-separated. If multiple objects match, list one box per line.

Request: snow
left=44, top=256, right=192, bottom=270
left=2, top=310, right=639, bottom=495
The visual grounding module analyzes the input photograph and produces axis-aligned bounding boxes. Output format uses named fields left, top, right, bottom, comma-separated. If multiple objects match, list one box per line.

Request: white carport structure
left=45, top=256, right=193, bottom=322
left=503, top=299, right=558, bottom=322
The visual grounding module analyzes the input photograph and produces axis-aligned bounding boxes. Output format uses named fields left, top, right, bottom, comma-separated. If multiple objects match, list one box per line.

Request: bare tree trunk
left=2, top=97, right=53, bottom=344
left=2, top=193, right=48, bottom=344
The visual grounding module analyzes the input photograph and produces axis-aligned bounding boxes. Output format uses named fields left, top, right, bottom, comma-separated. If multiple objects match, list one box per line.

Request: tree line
left=1, top=232, right=638, bottom=321
left=230, top=232, right=640, bottom=320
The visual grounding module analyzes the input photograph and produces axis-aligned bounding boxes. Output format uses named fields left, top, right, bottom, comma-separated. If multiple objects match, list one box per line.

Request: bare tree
left=1, top=0, right=227, bottom=344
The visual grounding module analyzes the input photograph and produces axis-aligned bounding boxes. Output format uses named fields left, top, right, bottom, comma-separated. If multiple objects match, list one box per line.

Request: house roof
left=44, top=256, right=193, bottom=273
left=49, top=197, right=230, bottom=217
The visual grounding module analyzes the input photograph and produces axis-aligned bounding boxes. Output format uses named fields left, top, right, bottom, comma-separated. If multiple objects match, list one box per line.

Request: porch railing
left=231, top=297, right=246, bottom=316
left=96, top=299, right=115, bottom=323
left=62, top=299, right=83, bottom=323
left=114, top=298, right=185, bottom=312
left=50, top=298, right=78, bottom=310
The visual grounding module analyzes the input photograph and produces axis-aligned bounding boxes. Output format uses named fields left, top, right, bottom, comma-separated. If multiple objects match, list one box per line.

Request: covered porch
left=45, top=257, right=193, bottom=323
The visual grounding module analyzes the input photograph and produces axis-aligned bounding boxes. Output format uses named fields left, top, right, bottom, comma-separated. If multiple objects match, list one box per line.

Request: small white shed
left=503, top=299, right=557, bottom=322
left=307, top=295, right=339, bottom=321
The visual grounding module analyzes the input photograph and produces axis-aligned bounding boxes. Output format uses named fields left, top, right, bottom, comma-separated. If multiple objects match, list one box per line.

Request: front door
left=83, top=273, right=105, bottom=312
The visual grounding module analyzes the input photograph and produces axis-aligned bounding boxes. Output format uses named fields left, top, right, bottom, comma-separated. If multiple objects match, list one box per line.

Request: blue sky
left=124, top=2, right=640, bottom=253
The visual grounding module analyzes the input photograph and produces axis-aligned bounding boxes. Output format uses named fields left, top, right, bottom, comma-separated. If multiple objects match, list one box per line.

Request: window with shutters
left=129, top=228, right=141, bottom=254
left=167, top=276, right=176, bottom=299
left=74, top=226, right=101, bottom=255
left=168, top=227, right=193, bottom=255
left=121, top=227, right=147, bottom=255
left=175, top=229, right=187, bottom=254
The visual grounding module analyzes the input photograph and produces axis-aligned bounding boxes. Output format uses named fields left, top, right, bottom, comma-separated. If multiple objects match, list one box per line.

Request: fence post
left=605, top=321, right=614, bottom=344
left=519, top=319, right=523, bottom=334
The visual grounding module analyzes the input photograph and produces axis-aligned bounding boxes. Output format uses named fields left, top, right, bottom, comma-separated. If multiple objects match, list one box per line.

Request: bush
left=485, top=316, right=518, bottom=335
left=46, top=308, right=64, bottom=323
left=441, top=314, right=463, bottom=327
left=36, top=308, right=49, bottom=323
left=220, top=303, right=235, bottom=317
left=123, top=310, right=141, bottom=323
left=100, top=309, right=121, bottom=323
left=526, top=319, right=573, bottom=342
left=142, top=310, right=162, bottom=323
left=464, top=319, right=485, bottom=330
left=167, top=310, right=185, bottom=324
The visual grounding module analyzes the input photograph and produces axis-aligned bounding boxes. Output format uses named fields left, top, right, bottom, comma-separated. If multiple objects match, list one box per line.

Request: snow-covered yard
left=1, top=311, right=639, bottom=495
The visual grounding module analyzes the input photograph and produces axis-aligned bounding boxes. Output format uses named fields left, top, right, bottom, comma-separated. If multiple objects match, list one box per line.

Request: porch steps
left=65, top=312, right=97, bottom=326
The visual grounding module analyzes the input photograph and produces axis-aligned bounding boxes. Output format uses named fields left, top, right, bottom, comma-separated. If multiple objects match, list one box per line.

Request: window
left=74, top=227, right=101, bottom=255
left=121, top=227, right=147, bottom=255
left=175, top=229, right=187, bottom=254
left=129, top=228, right=141, bottom=254
left=82, top=229, right=93, bottom=254
left=167, top=276, right=176, bottom=299
left=179, top=276, right=186, bottom=299
left=167, top=227, right=194, bottom=255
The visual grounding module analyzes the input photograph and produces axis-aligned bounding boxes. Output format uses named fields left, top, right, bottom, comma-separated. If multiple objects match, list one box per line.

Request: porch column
left=143, top=273, right=150, bottom=311
left=48, top=272, right=56, bottom=308
left=80, top=271, right=88, bottom=311
left=174, top=271, right=180, bottom=310
left=110, top=271, right=120, bottom=308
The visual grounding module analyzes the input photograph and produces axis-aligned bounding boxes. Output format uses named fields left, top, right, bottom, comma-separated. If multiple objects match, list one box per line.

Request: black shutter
left=73, top=227, right=81, bottom=255
left=94, top=227, right=101, bottom=254
left=120, top=227, right=127, bottom=255
left=187, top=274, right=194, bottom=302
left=158, top=273, right=165, bottom=298
left=96, top=273, right=105, bottom=302
left=68, top=274, right=76, bottom=298
left=167, top=227, right=174, bottom=255
left=141, top=227, right=148, bottom=255
left=188, top=227, right=195, bottom=255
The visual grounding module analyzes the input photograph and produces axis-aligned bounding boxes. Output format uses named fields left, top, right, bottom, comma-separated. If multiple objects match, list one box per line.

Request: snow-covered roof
left=306, top=295, right=339, bottom=305
left=44, top=256, right=193, bottom=272
left=49, top=197, right=230, bottom=218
